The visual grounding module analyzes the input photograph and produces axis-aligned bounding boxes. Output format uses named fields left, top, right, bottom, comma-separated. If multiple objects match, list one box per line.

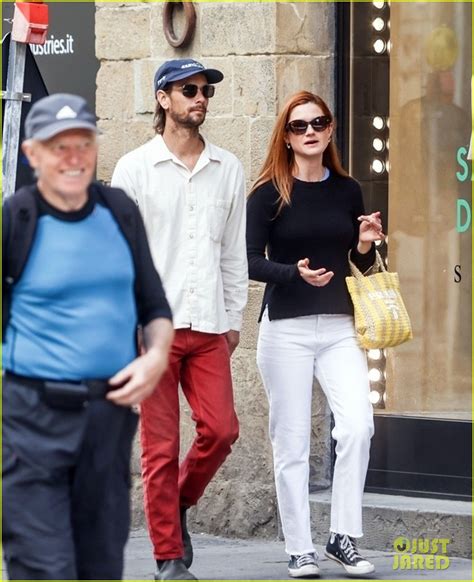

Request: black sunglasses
left=286, top=116, right=332, bottom=135
left=177, top=84, right=216, bottom=99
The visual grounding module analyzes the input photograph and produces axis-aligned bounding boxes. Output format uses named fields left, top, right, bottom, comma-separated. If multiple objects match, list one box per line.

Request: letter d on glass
left=456, top=199, right=471, bottom=233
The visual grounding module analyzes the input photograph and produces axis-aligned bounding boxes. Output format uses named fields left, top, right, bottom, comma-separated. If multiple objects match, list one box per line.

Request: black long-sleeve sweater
left=246, top=174, right=375, bottom=321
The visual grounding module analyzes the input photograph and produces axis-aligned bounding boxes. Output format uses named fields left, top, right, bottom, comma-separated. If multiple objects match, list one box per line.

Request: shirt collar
left=151, top=134, right=223, bottom=166
left=203, top=138, right=224, bottom=163
left=151, top=134, right=174, bottom=164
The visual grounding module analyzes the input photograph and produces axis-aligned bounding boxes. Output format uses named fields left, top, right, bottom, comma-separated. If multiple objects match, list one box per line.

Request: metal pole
left=2, top=38, right=28, bottom=199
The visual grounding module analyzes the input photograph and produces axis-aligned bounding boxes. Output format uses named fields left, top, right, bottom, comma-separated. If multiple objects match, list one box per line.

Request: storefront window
left=387, top=1, right=471, bottom=420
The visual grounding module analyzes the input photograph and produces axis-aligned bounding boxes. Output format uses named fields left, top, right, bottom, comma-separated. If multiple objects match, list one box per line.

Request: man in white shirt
left=112, top=58, right=247, bottom=581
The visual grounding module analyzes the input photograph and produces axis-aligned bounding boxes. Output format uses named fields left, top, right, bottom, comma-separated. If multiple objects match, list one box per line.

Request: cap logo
left=56, top=105, right=77, bottom=120
left=181, top=62, right=203, bottom=70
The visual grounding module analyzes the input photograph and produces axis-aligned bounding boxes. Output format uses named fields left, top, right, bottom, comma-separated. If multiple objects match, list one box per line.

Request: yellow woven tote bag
left=346, top=251, right=413, bottom=349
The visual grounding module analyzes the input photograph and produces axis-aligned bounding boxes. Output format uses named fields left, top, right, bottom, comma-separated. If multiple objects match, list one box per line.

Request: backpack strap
left=92, top=182, right=139, bottom=257
left=92, top=183, right=147, bottom=323
left=2, top=186, right=38, bottom=340
left=4, top=186, right=39, bottom=281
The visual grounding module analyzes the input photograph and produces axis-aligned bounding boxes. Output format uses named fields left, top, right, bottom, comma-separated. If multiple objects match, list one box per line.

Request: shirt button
left=189, top=205, right=194, bottom=211
left=189, top=233, right=194, bottom=239
left=189, top=288, right=195, bottom=294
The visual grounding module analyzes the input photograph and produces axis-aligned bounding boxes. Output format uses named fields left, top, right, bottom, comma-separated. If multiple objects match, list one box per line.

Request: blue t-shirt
left=3, top=191, right=138, bottom=380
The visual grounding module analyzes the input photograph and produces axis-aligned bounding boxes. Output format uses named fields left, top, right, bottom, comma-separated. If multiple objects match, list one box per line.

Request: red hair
left=249, top=91, right=349, bottom=213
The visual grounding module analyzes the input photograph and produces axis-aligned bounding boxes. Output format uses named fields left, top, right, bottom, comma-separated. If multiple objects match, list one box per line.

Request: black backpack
left=2, top=183, right=140, bottom=340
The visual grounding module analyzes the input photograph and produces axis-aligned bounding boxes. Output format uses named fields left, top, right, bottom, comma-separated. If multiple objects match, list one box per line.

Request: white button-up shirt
left=111, top=135, right=248, bottom=334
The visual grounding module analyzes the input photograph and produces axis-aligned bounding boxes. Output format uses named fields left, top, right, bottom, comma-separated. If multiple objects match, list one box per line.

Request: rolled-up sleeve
left=220, top=162, right=248, bottom=331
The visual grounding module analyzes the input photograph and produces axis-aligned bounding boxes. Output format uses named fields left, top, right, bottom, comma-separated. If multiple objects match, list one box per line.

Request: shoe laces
left=294, top=553, right=316, bottom=568
left=340, top=535, right=363, bottom=562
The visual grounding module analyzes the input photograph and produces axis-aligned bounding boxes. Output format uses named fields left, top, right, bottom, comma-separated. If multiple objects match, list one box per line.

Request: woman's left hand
left=358, top=211, right=385, bottom=244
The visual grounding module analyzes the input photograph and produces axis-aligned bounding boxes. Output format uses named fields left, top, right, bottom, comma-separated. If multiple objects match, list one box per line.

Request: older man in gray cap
left=2, top=93, right=174, bottom=580
left=112, top=59, right=248, bottom=580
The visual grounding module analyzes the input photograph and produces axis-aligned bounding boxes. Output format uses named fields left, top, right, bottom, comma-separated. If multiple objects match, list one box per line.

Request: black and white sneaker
left=288, top=553, right=320, bottom=578
left=325, top=533, right=375, bottom=576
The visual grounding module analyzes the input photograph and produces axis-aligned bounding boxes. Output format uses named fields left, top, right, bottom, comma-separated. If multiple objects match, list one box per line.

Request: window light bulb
left=373, top=38, right=387, bottom=54
left=373, top=138, right=385, bottom=152
left=369, top=390, right=382, bottom=404
left=372, top=116, right=385, bottom=130
left=371, top=159, right=385, bottom=174
left=368, top=368, right=382, bottom=382
left=372, top=17, right=385, bottom=32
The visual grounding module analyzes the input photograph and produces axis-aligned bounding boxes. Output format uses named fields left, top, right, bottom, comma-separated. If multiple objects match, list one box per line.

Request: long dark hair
left=153, top=86, right=172, bottom=134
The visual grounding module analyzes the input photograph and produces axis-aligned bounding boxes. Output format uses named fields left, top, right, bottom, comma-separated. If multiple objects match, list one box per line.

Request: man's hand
left=225, top=330, right=240, bottom=356
left=106, top=347, right=168, bottom=407
left=107, top=318, right=174, bottom=407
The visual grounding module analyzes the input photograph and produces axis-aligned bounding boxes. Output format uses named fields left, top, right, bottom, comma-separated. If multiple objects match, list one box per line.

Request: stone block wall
left=95, top=0, right=335, bottom=539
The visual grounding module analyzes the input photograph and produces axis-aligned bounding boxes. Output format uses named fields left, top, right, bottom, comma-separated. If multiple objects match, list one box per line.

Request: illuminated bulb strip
left=366, top=3, right=389, bottom=412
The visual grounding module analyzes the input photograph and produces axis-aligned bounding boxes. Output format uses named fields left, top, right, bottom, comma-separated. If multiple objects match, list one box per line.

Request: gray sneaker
left=288, top=553, right=320, bottom=578
left=155, top=558, right=197, bottom=580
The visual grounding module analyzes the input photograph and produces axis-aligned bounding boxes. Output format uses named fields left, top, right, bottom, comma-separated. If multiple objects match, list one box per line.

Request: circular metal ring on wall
left=163, top=1, right=196, bottom=48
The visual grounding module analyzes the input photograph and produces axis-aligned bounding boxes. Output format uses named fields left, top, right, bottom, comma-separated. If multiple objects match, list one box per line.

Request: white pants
left=257, top=311, right=374, bottom=555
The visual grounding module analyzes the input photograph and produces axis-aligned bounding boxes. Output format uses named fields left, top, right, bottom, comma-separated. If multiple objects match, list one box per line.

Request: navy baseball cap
left=25, top=93, right=97, bottom=141
left=154, top=58, right=224, bottom=93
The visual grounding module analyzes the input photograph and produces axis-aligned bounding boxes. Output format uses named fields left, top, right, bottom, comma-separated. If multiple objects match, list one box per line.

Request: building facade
left=94, top=1, right=472, bottom=555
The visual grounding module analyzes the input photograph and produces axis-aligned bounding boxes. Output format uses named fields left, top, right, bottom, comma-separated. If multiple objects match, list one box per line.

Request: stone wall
left=95, top=1, right=335, bottom=539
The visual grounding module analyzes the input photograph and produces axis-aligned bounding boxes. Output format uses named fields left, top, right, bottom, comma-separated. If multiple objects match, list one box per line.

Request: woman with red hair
left=247, top=91, right=384, bottom=578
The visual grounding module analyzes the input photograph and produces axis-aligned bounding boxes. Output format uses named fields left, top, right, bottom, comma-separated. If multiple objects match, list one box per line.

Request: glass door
left=337, top=1, right=472, bottom=499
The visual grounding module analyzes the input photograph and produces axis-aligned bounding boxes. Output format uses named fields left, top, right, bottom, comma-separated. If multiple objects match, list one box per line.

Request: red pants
left=140, top=329, right=239, bottom=560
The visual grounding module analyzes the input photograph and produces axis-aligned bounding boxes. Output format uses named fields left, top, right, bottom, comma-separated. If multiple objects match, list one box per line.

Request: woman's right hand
left=297, top=259, right=334, bottom=287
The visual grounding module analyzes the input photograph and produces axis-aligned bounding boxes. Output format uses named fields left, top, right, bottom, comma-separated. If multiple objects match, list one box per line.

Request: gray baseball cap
left=25, top=93, right=98, bottom=141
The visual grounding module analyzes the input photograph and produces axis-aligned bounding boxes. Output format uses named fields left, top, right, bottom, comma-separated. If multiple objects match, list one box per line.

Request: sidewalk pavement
left=124, top=529, right=472, bottom=581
